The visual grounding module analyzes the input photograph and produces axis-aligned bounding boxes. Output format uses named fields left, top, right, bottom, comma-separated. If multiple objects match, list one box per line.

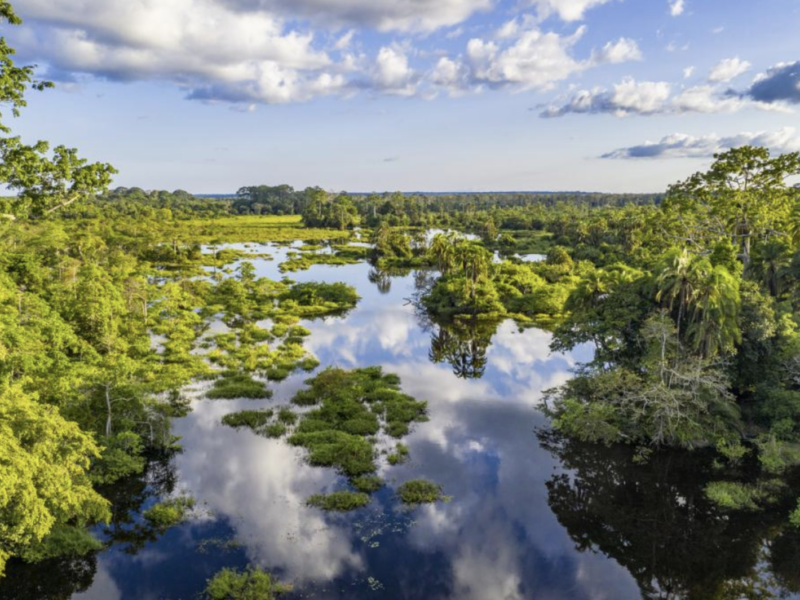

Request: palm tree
left=656, top=249, right=708, bottom=341
left=687, top=265, right=741, bottom=358
left=429, top=232, right=457, bottom=275
left=752, top=239, right=790, bottom=297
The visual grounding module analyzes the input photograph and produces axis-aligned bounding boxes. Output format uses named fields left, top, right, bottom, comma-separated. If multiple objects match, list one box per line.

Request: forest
left=2, top=1, right=800, bottom=598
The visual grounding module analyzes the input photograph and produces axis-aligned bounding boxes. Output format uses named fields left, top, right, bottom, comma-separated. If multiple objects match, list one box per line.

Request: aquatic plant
left=143, top=496, right=196, bottom=529
left=221, top=409, right=274, bottom=430
left=207, top=373, right=272, bottom=399
left=306, top=491, right=371, bottom=512
left=351, top=475, right=384, bottom=493
left=397, top=480, right=447, bottom=504
left=204, top=566, right=290, bottom=600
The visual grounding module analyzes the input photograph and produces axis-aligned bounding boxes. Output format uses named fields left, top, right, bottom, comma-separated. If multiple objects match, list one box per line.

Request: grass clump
left=388, top=443, right=410, bottom=465
left=289, top=430, right=375, bottom=476
left=279, top=282, right=360, bottom=317
left=277, top=407, right=298, bottom=425
left=205, top=566, right=290, bottom=600
left=143, top=495, right=196, bottom=529
left=397, top=479, right=447, bottom=504
left=351, top=475, right=384, bottom=493
left=263, top=422, right=288, bottom=438
left=221, top=409, right=273, bottom=430
left=306, top=491, right=371, bottom=512
left=207, top=372, right=272, bottom=400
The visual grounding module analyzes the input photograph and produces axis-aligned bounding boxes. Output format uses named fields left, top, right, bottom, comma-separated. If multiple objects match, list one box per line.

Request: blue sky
left=7, top=0, right=800, bottom=192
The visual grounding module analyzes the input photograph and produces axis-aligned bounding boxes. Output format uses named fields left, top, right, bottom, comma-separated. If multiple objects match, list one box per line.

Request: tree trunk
left=105, top=385, right=113, bottom=437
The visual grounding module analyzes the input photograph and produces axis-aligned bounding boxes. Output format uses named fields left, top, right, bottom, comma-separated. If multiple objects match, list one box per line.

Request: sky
left=6, top=0, right=800, bottom=193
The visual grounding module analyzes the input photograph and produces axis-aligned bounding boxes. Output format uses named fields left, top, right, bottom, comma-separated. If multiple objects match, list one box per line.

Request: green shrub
left=20, top=524, right=103, bottom=563
left=143, top=496, right=196, bottom=529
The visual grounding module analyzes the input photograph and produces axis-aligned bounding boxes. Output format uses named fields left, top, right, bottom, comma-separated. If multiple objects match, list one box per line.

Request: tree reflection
left=0, top=450, right=179, bottom=599
left=539, top=430, right=800, bottom=599
left=428, top=319, right=498, bottom=379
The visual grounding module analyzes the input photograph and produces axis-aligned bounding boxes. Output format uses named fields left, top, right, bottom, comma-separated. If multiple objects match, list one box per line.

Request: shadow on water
left=540, top=430, right=800, bottom=600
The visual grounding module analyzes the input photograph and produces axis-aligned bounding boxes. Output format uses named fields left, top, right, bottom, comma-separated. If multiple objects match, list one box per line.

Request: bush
left=143, top=496, right=196, bottom=529
left=351, top=475, right=384, bottom=493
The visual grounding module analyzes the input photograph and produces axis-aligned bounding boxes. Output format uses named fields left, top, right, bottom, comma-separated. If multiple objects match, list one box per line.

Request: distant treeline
left=68, top=184, right=662, bottom=222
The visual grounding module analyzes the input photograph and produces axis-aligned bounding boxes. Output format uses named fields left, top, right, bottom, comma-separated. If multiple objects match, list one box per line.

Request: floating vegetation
left=704, top=480, right=785, bottom=511
left=204, top=566, right=290, bottom=600
left=397, top=480, right=448, bottom=504
left=351, top=475, right=384, bottom=494
left=279, top=252, right=361, bottom=273
left=221, top=409, right=274, bottom=430
left=207, top=372, right=272, bottom=400
left=277, top=407, right=298, bottom=425
left=196, top=536, right=243, bottom=554
left=263, top=422, right=288, bottom=438
left=278, top=282, right=360, bottom=317
left=289, top=367, right=428, bottom=476
left=388, top=443, right=410, bottom=465
left=306, top=491, right=371, bottom=512
left=143, top=496, right=196, bottom=529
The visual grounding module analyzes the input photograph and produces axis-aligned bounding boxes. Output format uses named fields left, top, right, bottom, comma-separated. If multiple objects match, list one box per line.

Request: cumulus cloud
left=542, top=75, right=785, bottom=117
left=10, top=0, right=644, bottom=106
left=371, top=46, right=417, bottom=95
left=669, top=0, right=685, bottom=16
left=708, top=56, right=750, bottom=83
left=531, top=0, right=617, bottom=22
left=742, top=60, right=800, bottom=105
left=602, top=127, right=800, bottom=159
left=431, top=22, right=640, bottom=96
left=541, top=78, right=671, bottom=117
left=589, top=37, right=642, bottom=64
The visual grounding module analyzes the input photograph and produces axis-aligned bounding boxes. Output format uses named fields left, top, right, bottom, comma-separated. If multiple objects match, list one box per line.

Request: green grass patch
left=205, top=566, right=290, bottom=600
left=221, top=409, right=274, bottom=430
left=397, top=479, right=448, bottom=504
left=306, top=491, right=371, bottom=512
left=207, top=373, right=272, bottom=399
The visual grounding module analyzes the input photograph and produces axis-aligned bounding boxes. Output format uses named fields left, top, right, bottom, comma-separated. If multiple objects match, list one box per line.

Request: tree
left=0, top=384, right=110, bottom=576
left=663, top=147, right=800, bottom=265
left=0, top=3, right=115, bottom=219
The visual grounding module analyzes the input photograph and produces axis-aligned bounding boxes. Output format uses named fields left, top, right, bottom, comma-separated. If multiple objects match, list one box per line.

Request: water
left=3, top=245, right=800, bottom=600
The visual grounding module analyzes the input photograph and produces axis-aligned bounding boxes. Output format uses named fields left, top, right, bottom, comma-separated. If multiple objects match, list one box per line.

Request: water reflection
left=2, top=244, right=799, bottom=600
left=540, top=431, right=800, bottom=599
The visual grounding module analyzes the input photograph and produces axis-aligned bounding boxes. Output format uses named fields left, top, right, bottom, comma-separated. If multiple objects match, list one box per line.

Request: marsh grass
left=397, top=480, right=448, bottom=504
left=306, top=491, right=371, bottom=512
left=204, top=566, right=291, bottom=600
left=221, top=409, right=274, bottom=430
left=207, top=373, right=272, bottom=399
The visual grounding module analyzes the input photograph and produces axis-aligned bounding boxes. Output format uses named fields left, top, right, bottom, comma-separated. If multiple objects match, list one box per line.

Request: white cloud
left=542, top=78, right=671, bottom=117
left=669, top=0, right=685, bottom=16
left=589, top=37, right=642, bottom=64
left=542, top=75, right=790, bottom=117
left=531, top=0, right=617, bottom=21
left=603, top=126, right=800, bottom=159
left=708, top=56, right=750, bottom=83
left=372, top=46, right=417, bottom=95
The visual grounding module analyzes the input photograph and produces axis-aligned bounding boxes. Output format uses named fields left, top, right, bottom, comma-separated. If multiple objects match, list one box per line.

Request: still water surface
left=3, top=243, right=799, bottom=600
